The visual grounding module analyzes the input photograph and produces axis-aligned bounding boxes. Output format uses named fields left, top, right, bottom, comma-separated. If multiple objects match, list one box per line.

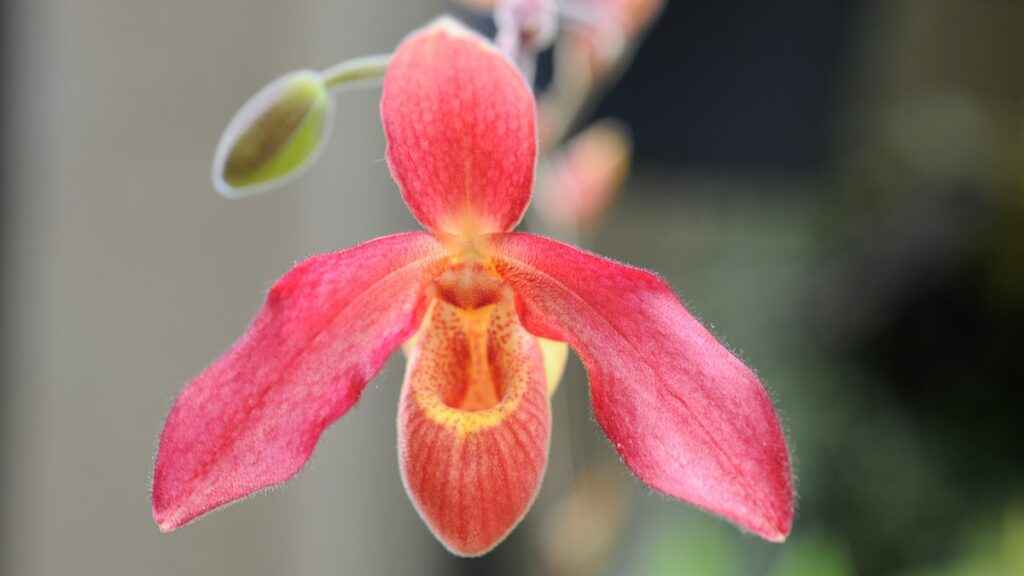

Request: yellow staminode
left=539, top=338, right=569, bottom=395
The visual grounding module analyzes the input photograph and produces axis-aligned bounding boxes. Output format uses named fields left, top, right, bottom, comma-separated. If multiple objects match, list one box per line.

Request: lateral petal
left=152, top=232, right=446, bottom=531
left=381, top=17, right=537, bottom=236
left=398, top=296, right=551, bottom=556
left=490, top=233, right=793, bottom=541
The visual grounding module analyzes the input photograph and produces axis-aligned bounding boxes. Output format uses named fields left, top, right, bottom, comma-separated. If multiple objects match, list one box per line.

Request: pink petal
left=490, top=232, right=794, bottom=541
left=152, top=232, right=446, bottom=531
left=381, top=17, right=537, bottom=237
left=399, top=296, right=551, bottom=556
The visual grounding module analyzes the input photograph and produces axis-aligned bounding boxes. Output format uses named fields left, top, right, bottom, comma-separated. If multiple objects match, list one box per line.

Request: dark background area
left=474, top=2, right=1024, bottom=574
left=599, top=0, right=856, bottom=172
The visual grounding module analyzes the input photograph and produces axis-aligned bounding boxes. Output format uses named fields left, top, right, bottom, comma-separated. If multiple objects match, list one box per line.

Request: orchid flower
left=152, top=17, right=793, bottom=556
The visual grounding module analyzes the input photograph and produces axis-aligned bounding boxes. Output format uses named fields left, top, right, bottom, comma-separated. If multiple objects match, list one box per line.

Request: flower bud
left=213, top=70, right=332, bottom=198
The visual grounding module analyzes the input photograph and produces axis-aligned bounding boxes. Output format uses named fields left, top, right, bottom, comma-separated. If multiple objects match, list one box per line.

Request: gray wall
left=3, top=1, right=453, bottom=574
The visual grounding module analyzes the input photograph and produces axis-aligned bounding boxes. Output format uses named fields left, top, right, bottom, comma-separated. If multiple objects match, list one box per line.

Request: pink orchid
left=152, top=17, right=793, bottom=556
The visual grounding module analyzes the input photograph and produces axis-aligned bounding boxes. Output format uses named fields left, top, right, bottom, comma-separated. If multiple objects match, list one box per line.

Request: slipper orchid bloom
left=152, top=17, right=793, bottom=556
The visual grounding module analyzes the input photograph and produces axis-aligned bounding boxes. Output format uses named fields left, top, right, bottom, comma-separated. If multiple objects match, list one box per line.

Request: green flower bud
left=213, top=70, right=332, bottom=198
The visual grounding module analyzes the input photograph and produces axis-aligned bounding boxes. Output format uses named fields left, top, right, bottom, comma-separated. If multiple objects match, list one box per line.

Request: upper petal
left=152, top=232, right=446, bottom=531
left=381, top=17, right=537, bottom=237
left=399, top=295, right=551, bottom=556
left=490, top=233, right=794, bottom=541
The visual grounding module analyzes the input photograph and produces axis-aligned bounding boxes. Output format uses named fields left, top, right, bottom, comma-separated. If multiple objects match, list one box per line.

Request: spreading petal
left=153, top=232, right=446, bottom=531
left=490, top=233, right=793, bottom=541
left=381, top=17, right=537, bottom=237
left=398, top=295, right=551, bottom=556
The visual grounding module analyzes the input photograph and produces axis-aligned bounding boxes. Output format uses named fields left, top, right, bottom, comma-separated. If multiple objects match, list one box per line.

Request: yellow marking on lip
left=413, top=381, right=527, bottom=438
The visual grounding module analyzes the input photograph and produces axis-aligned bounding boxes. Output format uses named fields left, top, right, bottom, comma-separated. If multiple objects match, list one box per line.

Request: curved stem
left=321, top=54, right=391, bottom=90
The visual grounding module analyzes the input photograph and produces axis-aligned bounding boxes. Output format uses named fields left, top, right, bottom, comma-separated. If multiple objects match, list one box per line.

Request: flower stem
left=321, top=54, right=391, bottom=90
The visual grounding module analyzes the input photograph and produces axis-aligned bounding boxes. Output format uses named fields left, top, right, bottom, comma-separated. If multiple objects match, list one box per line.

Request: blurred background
left=3, top=1, right=1023, bottom=574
